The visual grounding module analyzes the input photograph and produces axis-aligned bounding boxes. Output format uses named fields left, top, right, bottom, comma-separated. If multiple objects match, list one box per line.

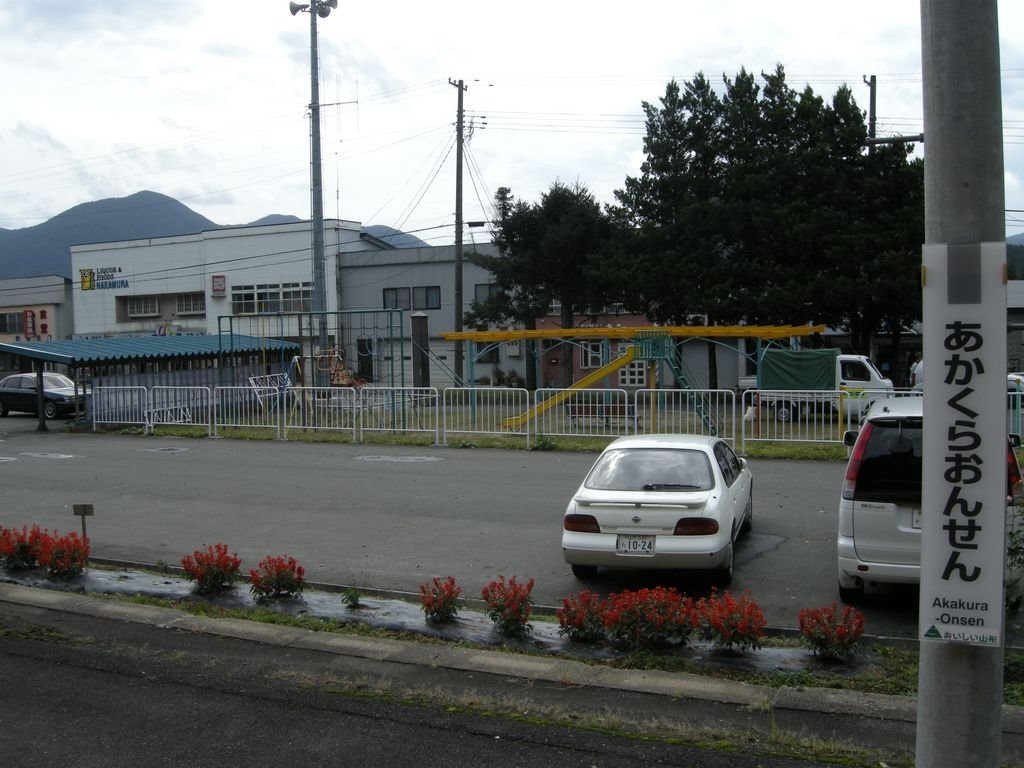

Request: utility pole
left=289, top=0, right=336, bottom=354
left=862, top=73, right=925, bottom=147
left=863, top=74, right=877, bottom=142
left=449, top=78, right=467, bottom=385
left=916, top=2, right=1007, bottom=766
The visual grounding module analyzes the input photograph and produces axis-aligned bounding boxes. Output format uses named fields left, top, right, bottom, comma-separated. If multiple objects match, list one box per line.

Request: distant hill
left=0, top=191, right=218, bottom=279
left=0, top=192, right=428, bottom=280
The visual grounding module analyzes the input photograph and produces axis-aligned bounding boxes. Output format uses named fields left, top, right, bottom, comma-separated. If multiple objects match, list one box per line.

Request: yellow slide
left=503, top=346, right=637, bottom=430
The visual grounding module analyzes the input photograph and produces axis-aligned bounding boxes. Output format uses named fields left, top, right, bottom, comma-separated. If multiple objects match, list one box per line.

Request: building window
left=618, top=359, right=647, bottom=387
left=176, top=293, right=206, bottom=315
left=257, top=284, right=281, bottom=314
left=580, top=340, right=603, bottom=369
left=383, top=287, right=411, bottom=310
left=232, top=285, right=256, bottom=315
left=474, top=283, right=501, bottom=303
left=282, top=282, right=312, bottom=312
left=0, top=312, right=22, bottom=334
left=413, top=285, right=441, bottom=310
left=128, top=295, right=160, bottom=318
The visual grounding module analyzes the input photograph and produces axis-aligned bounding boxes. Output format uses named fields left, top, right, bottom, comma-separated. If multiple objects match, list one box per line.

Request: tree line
left=467, top=66, right=924, bottom=387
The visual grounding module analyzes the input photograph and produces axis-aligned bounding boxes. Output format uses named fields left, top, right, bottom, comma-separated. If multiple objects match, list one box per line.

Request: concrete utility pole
left=290, top=0, right=336, bottom=354
left=450, top=78, right=467, bottom=385
left=916, top=2, right=1007, bottom=766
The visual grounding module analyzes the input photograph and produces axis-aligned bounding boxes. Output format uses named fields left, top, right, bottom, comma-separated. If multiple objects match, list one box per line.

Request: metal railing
left=96, top=384, right=1024, bottom=451
left=147, top=386, right=212, bottom=436
left=91, top=386, right=149, bottom=431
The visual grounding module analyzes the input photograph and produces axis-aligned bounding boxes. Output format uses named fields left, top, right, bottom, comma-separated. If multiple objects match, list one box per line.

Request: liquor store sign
left=80, top=267, right=129, bottom=290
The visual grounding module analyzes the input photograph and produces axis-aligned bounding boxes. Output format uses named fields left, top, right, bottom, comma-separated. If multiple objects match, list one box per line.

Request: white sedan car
left=561, top=434, right=753, bottom=584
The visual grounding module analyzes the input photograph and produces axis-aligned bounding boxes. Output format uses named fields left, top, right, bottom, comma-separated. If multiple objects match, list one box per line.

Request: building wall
left=71, top=220, right=373, bottom=338
left=0, top=275, right=74, bottom=375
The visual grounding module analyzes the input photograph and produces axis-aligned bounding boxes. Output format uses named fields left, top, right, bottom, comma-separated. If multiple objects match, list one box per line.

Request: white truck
left=740, top=348, right=893, bottom=422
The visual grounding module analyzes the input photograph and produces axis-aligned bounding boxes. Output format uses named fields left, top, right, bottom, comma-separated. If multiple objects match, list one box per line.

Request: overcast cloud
left=1, top=1, right=1022, bottom=242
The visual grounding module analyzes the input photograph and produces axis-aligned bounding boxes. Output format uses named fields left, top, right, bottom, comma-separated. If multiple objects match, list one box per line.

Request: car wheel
left=740, top=492, right=753, bottom=535
left=571, top=564, right=598, bottom=580
left=839, top=583, right=864, bottom=604
left=43, top=401, right=58, bottom=420
left=714, top=542, right=734, bottom=587
left=0, top=399, right=8, bottom=417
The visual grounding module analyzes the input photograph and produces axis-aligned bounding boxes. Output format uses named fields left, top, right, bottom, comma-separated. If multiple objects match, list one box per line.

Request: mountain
left=0, top=191, right=218, bottom=279
left=0, top=192, right=429, bottom=280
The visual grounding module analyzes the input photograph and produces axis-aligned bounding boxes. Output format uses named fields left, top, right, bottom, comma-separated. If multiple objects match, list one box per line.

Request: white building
left=69, top=219, right=512, bottom=387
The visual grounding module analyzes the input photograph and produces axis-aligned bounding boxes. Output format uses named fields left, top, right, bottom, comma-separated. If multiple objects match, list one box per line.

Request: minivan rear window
left=852, top=417, right=923, bottom=503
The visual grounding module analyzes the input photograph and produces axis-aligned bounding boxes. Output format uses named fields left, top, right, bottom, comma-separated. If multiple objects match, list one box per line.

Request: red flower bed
left=695, top=588, right=766, bottom=651
left=248, top=554, right=305, bottom=600
left=602, top=586, right=698, bottom=651
left=481, top=575, right=535, bottom=635
left=181, top=543, right=242, bottom=595
left=39, top=531, right=90, bottom=580
left=557, top=590, right=608, bottom=643
left=419, top=575, right=464, bottom=623
left=798, top=601, right=865, bottom=658
left=0, top=524, right=51, bottom=570
left=0, top=525, right=89, bottom=579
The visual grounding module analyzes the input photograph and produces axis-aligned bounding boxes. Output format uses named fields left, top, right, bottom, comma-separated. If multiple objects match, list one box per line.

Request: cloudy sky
left=2, top=1, right=1023, bottom=244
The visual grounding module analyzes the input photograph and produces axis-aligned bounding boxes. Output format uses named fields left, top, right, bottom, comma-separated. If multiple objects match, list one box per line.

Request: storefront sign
left=80, top=267, right=129, bottom=290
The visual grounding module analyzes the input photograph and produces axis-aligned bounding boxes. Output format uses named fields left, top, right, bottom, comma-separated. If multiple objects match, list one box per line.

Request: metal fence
left=443, top=387, right=531, bottom=446
left=90, top=384, right=1020, bottom=449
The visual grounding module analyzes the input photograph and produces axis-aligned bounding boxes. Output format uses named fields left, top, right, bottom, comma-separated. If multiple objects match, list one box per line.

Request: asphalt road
left=0, top=415, right=926, bottom=639
left=0, top=597, right=837, bottom=768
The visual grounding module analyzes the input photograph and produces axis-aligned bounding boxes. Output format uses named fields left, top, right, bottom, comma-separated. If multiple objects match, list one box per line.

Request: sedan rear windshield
left=854, top=418, right=923, bottom=503
left=585, top=448, right=715, bottom=492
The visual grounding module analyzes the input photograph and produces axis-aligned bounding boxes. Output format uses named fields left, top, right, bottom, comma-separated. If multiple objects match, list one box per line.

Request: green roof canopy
left=0, top=335, right=299, bottom=366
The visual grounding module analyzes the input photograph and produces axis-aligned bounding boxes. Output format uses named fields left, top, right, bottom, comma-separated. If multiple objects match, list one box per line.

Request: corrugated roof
left=0, top=335, right=299, bottom=366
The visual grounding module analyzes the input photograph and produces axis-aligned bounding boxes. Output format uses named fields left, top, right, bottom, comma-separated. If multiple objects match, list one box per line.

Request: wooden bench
left=565, top=402, right=636, bottom=429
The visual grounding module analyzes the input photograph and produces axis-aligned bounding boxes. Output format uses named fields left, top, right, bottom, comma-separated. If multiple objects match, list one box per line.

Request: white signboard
left=919, top=243, right=1009, bottom=646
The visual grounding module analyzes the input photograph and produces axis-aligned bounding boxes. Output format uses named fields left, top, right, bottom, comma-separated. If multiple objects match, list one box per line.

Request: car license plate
left=616, top=534, right=655, bottom=556
left=911, top=508, right=921, bottom=529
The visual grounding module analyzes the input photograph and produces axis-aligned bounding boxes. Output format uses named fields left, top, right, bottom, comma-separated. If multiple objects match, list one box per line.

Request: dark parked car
left=0, top=373, right=87, bottom=419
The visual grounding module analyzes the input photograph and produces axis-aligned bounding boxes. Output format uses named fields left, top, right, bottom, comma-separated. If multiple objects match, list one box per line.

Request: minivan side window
left=854, top=419, right=923, bottom=502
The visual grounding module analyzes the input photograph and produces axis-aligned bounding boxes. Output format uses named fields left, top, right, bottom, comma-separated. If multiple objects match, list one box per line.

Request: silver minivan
left=837, top=397, right=1023, bottom=604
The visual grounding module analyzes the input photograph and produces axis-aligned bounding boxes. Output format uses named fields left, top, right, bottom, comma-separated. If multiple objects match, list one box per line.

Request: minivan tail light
left=843, top=423, right=874, bottom=500
left=673, top=518, right=719, bottom=535
left=564, top=514, right=601, bottom=533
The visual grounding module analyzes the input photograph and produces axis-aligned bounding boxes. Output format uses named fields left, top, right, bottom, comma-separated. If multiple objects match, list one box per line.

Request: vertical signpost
left=917, top=2, right=1007, bottom=766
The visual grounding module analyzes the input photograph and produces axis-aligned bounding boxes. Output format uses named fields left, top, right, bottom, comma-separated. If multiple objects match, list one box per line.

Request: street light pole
left=289, top=0, right=336, bottom=353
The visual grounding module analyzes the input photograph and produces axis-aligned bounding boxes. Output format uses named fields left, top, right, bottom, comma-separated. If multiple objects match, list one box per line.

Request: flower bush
left=419, top=575, right=463, bottom=623
left=0, top=524, right=50, bottom=570
left=181, top=543, right=241, bottom=595
left=695, top=588, right=766, bottom=652
left=557, top=590, right=608, bottom=643
left=248, top=554, right=305, bottom=600
left=603, top=586, right=698, bottom=651
left=481, top=575, right=535, bottom=635
left=38, top=531, right=90, bottom=580
left=798, top=601, right=865, bottom=658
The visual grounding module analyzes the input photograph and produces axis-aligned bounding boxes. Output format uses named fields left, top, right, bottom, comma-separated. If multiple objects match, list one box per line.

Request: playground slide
left=503, top=346, right=638, bottom=430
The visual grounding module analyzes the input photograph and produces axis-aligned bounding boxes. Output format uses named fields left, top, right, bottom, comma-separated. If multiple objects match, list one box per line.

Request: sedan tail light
left=564, top=514, right=601, bottom=533
left=673, top=517, right=719, bottom=535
